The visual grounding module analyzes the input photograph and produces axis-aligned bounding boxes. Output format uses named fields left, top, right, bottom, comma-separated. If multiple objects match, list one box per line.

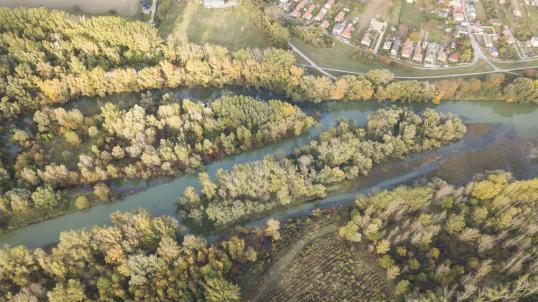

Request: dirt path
left=244, top=223, right=340, bottom=302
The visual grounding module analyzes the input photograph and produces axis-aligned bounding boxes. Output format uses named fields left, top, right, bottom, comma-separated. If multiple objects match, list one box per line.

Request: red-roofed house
left=449, top=52, right=459, bottom=62
left=325, top=0, right=335, bottom=9
left=303, top=3, right=318, bottom=20
left=341, top=23, right=354, bottom=40
left=291, top=0, right=306, bottom=18
left=335, top=10, right=346, bottom=22
left=401, top=39, right=414, bottom=58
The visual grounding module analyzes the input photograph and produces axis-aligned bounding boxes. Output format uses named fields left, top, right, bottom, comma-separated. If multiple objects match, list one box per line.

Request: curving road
left=289, top=0, right=537, bottom=80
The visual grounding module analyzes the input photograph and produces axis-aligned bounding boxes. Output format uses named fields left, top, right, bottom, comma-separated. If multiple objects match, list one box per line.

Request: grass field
left=0, top=0, right=138, bottom=16
left=291, top=37, right=495, bottom=76
left=159, top=1, right=267, bottom=50
left=399, top=2, right=425, bottom=29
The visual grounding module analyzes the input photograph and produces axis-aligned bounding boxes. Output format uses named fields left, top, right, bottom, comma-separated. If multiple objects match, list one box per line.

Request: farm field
left=159, top=1, right=267, bottom=50
left=0, top=0, right=139, bottom=16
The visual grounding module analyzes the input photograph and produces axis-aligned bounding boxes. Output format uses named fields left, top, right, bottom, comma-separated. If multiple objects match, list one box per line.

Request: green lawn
left=399, top=2, right=425, bottom=29
left=388, top=0, right=402, bottom=26
left=159, top=1, right=267, bottom=50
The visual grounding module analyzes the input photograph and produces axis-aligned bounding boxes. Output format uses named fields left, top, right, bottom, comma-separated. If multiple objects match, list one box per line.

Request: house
left=391, top=38, right=401, bottom=56
left=413, top=44, right=423, bottom=62
left=383, top=40, right=393, bottom=50
left=332, top=22, right=346, bottom=35
left=203, top=0, right=226, bottom=8
left=321, top=20, right=330, bottom=29
left=401, top=39, right=414, bottom=58
left=453, top=7, right=465, bottom=22
left=303, top=4, right=318, bottom=20
left=531, top=37, right=538, bottom=47
left=489, top=46, right=499, bottom=57
left=449, top=52, right=459, bottom=62
left=361, top=31, right=372, bottom=46
left=437, top=49, right=448, bottom=62
left=324, top=0, right=335, bottom=9
left=341, top=23, right=354, bottom=40
left=438, top=9, right=449, bottom=18
left=335, top=10, right=346, bottom=22
left=314, top=8, right=328, bottom=21
left=425, top=47, right=437, bottom=63
left=370, top=18, right=386, bottom=33
left=499, top=0, right=506, bottom=4
left=513, top=9, right=522, bottom=17
left=490, top=18, right=502, bottom=26
left=291, top=0, right=306, bottom=18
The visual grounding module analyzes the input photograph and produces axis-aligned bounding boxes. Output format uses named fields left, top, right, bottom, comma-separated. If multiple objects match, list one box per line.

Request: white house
left=531, top=37, right=538, bottom=47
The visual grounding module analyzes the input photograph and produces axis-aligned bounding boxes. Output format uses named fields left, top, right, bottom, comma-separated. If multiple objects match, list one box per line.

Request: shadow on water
left=1, top=96, right=538, bottom=248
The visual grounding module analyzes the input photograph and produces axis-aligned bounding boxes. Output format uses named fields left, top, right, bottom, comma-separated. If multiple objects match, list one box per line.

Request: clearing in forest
left=244, top=224, right=393, bottom=302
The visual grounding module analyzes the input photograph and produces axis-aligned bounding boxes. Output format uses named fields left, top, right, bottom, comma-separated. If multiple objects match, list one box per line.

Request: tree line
left=0, top=94, right=314, bottom=231
left=339, top=171, right=538, bottom=301
left=1, top=7, right=535, bottom=120
left=178, top=107, right=467, bottom=226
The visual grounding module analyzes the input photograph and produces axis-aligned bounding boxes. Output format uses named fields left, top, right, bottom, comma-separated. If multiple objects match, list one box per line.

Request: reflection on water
left=1, top=95, right=538, bottom=248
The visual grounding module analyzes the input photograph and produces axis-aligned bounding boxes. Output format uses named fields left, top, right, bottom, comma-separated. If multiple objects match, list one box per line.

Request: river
left=1, top=99, right=537, bottom=248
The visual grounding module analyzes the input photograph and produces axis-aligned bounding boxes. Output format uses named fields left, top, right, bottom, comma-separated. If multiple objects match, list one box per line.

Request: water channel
left=1, top=97, right=537, bottom=248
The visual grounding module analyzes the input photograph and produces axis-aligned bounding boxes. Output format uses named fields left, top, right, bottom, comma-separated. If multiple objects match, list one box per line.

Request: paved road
left=290, top=0, right=537, bottom=80
left=289, top=42, right=336, bottom=79
left=298, top=63, right=538, bottom=79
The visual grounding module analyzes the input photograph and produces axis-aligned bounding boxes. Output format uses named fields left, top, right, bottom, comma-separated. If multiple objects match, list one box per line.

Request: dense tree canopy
left=0, top=94, right=314, bottom=231
left=178, top=107, right=466, bottom=226
left=0, top=209, right=257, bottom=301
left=340, top=171, right=538, bottom=301
left=1, top=7, right=534, bottom=120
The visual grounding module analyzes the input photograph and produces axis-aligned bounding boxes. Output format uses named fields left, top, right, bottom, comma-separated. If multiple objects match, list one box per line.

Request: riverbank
left=1, top=97, right=538, bottom=248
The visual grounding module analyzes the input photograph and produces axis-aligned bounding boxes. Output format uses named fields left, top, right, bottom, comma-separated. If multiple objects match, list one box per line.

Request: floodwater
left=1, top=98, right=537, bottom=248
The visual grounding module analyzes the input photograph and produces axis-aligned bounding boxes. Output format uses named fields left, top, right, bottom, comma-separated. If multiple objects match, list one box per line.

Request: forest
left=0, top=94, right=313, bottom=232
left=3, top=171, right=538, bottom=301
left=339, top=171, right=538, bottom=301
left=0, top=209, right=259, bottom=301
left=0, top=7, right=536, bottom=120
left=178, top=107, right=466, bottom=226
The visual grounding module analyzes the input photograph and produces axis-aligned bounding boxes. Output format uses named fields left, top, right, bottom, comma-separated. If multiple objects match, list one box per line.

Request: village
left=279, top=0, right=538, bottom=68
